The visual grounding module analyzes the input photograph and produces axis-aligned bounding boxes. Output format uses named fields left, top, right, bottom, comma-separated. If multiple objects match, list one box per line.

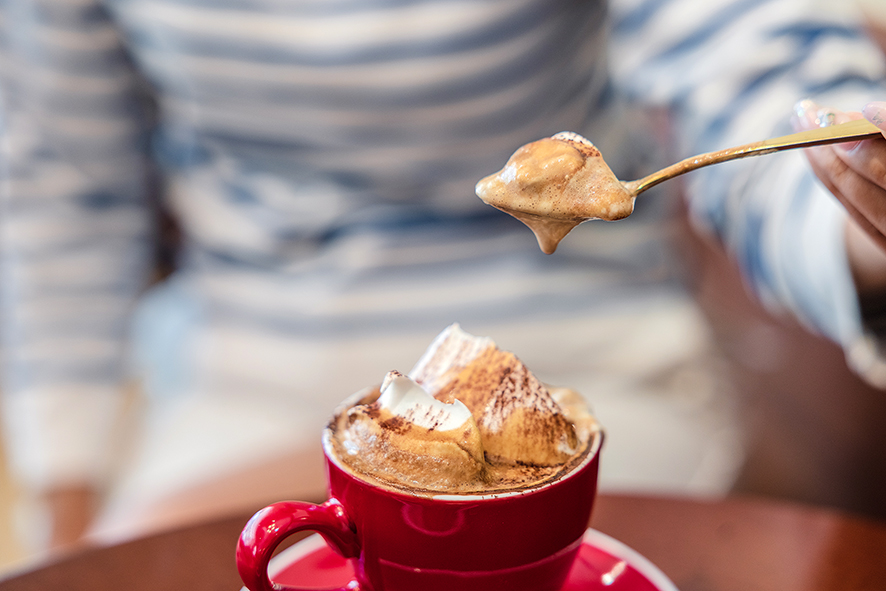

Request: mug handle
left=237, top=499, right=361, bottom=591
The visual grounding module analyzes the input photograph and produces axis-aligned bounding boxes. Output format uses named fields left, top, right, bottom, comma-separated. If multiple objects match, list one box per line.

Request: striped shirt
left=1, top=0, right=884, bottom=496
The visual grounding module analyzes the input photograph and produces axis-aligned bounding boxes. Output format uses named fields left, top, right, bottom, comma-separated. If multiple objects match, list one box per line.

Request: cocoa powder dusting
left=379, top=414, right=410, bottom=435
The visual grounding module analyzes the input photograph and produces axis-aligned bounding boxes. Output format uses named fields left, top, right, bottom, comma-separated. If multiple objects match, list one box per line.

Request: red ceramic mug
left=237, top=394, right=603, bottom=591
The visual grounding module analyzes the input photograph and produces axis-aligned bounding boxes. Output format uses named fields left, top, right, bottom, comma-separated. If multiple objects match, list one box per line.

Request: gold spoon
left=476, top=119, right=884, bottom=254
left=624, top=117, right=883, bottom=196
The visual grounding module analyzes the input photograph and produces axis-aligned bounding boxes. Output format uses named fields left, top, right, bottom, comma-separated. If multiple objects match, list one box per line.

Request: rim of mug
left=322, top=386, right=603, bottom=502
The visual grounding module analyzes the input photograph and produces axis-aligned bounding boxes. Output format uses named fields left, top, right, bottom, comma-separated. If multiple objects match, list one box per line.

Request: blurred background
left=0, top=453, right=23, bottom=571
left=3, top=0, right=886, bottom=577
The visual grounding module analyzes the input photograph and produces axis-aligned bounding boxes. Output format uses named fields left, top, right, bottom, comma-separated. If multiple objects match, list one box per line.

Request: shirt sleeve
left=0, top=0, right=156, bottom=490
left=607, top=0, right=886, bottom=385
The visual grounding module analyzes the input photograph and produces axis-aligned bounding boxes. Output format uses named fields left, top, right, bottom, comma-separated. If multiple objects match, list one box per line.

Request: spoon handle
left=624, top=118, right=884, bottom=196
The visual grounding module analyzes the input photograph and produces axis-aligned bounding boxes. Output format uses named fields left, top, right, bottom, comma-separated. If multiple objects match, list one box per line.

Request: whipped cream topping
left=409, top=325, right=493, bottom=397
left=335, top=369, right=486, bottom=491
left=330, top=324, right=599, bottom=494
left=378, top=370, right=475, bottom=433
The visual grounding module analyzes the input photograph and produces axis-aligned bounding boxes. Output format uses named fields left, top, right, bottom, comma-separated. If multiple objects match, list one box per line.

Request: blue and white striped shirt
left=1, top=0, right=884, bottom=494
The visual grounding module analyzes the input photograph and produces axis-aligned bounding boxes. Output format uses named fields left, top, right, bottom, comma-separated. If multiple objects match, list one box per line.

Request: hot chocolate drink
left=327, top=324, right=600, bottom=495
left=475, top=132, right=635, bottom=254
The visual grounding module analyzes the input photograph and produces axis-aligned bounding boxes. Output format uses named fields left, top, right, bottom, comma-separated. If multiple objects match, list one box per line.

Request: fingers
left=794, top=99, right=886, bottom=248
left=793, top=98, right=858, bottom=132
left=863, top=101, right=886, bottom=131
left=803, top=142, right=886, bottom=252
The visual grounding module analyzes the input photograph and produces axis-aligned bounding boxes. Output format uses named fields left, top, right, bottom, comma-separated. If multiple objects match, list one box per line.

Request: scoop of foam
left=475, top=132, right=636, bottom=254
left=335, top=371, right=487, bottom=491
left=411, top=324, right=580, bottom=467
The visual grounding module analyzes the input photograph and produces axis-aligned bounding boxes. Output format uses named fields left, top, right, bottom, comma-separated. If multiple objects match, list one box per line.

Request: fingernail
left=815, top=107, right=844, bottom=128
left=863, top=101, right=886, bottom=130
left=793, top=99, right=819, bottom=131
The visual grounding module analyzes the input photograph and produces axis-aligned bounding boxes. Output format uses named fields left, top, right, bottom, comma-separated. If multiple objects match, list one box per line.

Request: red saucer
left=250, top=529, right=678, bottom=591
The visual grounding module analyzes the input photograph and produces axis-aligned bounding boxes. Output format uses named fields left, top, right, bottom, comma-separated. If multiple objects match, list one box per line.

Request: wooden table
left=2, top=493, right=885, bottom=591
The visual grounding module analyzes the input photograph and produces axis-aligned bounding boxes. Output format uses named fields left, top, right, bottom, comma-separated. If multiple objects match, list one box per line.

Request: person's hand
left=793, top=99, right=886, bottom=300
left=42, top=484, right=98, bottom=551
